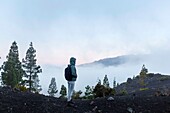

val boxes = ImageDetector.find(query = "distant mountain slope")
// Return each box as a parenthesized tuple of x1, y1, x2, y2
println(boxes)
(115, 73, 170, 96)
(79, 55, 142, 67)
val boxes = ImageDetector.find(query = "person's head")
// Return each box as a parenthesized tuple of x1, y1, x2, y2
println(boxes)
(70, 57, 76, 65)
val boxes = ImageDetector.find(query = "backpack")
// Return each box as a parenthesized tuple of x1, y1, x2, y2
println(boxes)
(64, 65, 72, 81)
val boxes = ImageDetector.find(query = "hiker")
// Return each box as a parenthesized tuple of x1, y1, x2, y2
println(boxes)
(65, 57, 77, 107)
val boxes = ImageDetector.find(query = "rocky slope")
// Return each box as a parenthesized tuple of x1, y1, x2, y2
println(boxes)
(115, 73, 170, 96)
(0, 86, 170, 113)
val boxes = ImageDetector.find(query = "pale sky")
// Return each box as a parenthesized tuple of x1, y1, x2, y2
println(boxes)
(0, 0, 170, 66)
(1, 0, 170, 95)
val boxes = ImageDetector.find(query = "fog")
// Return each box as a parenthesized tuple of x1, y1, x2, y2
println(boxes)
(39, 64, 141, 96)
(1, 51, 170, 96)
(39, 50, 170, 96)
(39, 52, 170, 96)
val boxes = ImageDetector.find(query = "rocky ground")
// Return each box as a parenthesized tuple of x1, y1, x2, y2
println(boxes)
(0, 87, 170, 113)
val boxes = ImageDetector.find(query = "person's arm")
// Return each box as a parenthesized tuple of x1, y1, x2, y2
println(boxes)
(71, 65, 77, 78)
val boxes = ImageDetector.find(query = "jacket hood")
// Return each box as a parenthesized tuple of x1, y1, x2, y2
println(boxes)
(70, 57, 76, 65)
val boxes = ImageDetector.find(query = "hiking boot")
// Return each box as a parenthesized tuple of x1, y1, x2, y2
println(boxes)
(67, 101, 77, 108)
(70, 99, 75, 104)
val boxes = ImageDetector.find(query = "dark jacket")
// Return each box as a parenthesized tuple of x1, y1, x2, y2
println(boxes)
(69, 57, 77, 81)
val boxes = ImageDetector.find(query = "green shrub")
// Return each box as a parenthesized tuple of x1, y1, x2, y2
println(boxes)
(93, 84, 116, 98)
(119, 89, 128, 95)
(140, 88, 149, 91)
(159, 76, 170, 81)
(15, 85, 28, 92)
(72, 90, 82, 99)
(83, 95, 95, 99)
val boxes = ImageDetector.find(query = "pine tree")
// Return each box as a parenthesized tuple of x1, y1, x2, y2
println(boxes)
(1, 41, 23, 88)
(33, 76, 42, 93)
(22, 42, 42, 92)
(48, 78, 58, 97)
(84, 85, 93, 99)
(113, 77, 116, 88)
(93, 83, 105, 97)
(59, 85, 67, 98)
(97, 78, 101, 85)
(103, 75, 109, 88)
(140, 64, 148, 77)
(139, 64, 148, 86)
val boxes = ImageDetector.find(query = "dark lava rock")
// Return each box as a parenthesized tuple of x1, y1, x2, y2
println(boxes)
(0, 87, 170, 113)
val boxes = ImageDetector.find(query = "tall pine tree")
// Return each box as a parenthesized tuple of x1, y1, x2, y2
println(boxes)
(1, 41, 23, 88)
(48, 77, 58, 97)
(22, 42, 42, 92)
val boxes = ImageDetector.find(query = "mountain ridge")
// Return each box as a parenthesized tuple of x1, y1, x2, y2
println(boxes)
(79, 54, 142, 67)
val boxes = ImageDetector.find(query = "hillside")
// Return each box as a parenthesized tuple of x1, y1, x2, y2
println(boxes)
(0, 81, 170, 113)
(0, 73, 170, 113)
(115, 73, 170, 96)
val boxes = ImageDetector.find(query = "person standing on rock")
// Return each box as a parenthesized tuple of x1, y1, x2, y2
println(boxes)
(64, 57, 77, 107)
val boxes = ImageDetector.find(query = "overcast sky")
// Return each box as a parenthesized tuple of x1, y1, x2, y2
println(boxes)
(1, 0, 170, 95)
(1, 0, 170, 65)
